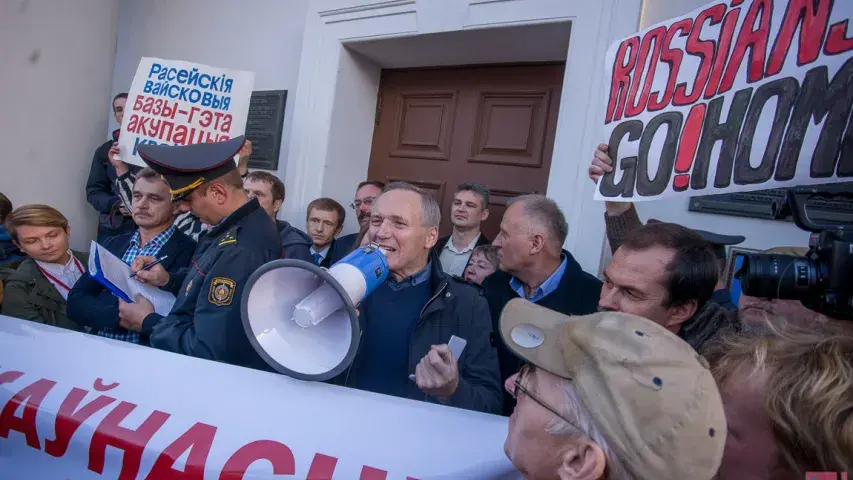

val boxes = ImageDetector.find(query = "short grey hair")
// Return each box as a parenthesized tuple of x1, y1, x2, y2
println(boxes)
(507, 194, 568, 252)
(549, 380, 634, 480)
(456, 182, 490, 209)
(380, 181, 441, 228)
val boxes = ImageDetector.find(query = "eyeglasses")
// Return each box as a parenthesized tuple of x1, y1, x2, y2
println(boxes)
(350, 197, 376, 210)
(511, 364, 579, 428)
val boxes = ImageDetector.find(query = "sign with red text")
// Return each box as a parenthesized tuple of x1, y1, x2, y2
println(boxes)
(0, 316, 519, 479)
(119, 57, 255, 167)
(595, 0, 853, 202)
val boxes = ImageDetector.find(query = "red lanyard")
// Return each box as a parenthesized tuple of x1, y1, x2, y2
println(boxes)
(37, 256, 84, 292)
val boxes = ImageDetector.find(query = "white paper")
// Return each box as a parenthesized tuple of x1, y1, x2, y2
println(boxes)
(89, 241, 176, 315)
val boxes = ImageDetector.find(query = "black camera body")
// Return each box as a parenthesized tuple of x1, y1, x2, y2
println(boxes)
(738, 184, 853, 321)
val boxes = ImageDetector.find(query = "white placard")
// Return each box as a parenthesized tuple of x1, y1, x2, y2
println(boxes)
(595, 0, 853, 201)
(118, 57, 254, 167)
(0, 316, 519, 479)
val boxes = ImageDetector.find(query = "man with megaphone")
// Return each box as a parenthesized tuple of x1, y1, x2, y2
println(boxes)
(337, 182, 503, 414)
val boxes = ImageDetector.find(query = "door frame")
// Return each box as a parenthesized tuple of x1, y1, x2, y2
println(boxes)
(283, 0, 642, 275)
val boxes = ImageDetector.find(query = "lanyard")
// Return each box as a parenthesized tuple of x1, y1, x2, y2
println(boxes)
(37, 256, 84, 292)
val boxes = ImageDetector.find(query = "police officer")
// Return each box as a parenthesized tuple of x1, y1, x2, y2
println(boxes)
(117, 135, 282, 370)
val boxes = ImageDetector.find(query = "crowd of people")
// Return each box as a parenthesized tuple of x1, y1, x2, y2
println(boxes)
(0, 92, 850, 479)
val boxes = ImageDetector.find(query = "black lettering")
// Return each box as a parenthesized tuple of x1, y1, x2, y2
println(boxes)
(692, 89, 752, 190)
(778, 58, 853, 180)
(600, 120, 643, 198)
(734, 77, 799, 186)
(637, 112, 683, 196)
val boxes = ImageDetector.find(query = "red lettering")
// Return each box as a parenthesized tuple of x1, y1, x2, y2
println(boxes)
(219, 440, 295, 479)
(147, 422, 217, 480)
(718, 0, 772, 94)
(0, 370, 25, 385)
(187, 107, 201, 123)
(0, 378, 56, 449)
(605, 37, 640, 124)
(360, 466, 388, 480)
(766, 0, 831, 76)
(94, 378, 119, 391)
(88, 402, 170, 480)
(673, 4, 726, 106)
(199, 110, 213, 128)
(44, 387, 116, 457)
(648, 19, 692, 112)
(674, 103, 707, 191)
(625, 26, 667, 118)
(141, 97, 155, 114)
(220, 114, 232, 133)
(825, 20, 853, 55)
(133, 95, 144, 111)
(704, 6, 742, 98)
(127, 114, 140, 133)
(306, 453, 338, 480)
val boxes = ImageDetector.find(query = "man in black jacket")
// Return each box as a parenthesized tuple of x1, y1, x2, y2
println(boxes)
(431, 182, 491, 277)
(68, 168, 195, 343)
(86, 92, 140, 242)
(340, 182, 502, 414)
(243, 171, 313, 263)
(482, 194, 602, 415)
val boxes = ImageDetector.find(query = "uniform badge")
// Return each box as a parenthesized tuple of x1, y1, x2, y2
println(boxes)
(209, 277, 236, 306)
(218, 231, 237, 246)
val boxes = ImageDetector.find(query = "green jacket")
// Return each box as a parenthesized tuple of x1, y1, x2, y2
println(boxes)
(0, 251, 88, 331)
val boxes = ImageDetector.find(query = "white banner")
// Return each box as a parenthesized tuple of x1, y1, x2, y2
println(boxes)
(119, 57, 255, 167)
(595, 0, 853, 201)
(0, 316, 518, 479)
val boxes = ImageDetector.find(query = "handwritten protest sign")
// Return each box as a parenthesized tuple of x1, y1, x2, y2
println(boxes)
(118, 58, 254, 167)
(595, 0, 853, 202)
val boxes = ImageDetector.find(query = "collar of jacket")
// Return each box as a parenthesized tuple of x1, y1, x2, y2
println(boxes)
(206, 198, 262, 238)
(7, 258, 66, 305)
(416, 251, 454, 324)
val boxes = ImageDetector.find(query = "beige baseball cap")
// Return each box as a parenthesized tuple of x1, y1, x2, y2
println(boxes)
(500, 299, 727, 480)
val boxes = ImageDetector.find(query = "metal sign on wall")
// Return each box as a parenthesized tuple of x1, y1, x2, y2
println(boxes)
(689, 183, 853, 225)
(246, 90, 287, 170)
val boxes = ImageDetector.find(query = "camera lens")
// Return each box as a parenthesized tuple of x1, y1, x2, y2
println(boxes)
(737, 254, 818, 300)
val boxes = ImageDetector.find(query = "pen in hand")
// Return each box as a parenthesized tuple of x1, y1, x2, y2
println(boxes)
(130, 256, 168, 279)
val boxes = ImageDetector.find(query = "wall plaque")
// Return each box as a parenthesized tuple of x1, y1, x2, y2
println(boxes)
(689, 183, 853, 225)
(245, 90, 287, 170)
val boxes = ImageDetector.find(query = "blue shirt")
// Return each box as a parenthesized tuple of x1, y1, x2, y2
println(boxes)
(352, 263, 432, 398)
(510, 255, 568, 303)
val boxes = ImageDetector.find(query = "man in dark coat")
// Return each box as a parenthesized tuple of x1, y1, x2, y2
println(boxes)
(117, 136, 282, 371)
(86, 93, 140, 241)
(337, 182, 502, 414)
(67, 168, 195, 344)
(243, 171, 313, 262)
(482, 194, 602, 415)
(430, 182, 492, 277)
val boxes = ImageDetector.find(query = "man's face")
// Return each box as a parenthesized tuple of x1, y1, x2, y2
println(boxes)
(354, 184, 382, 228)
(738, 295, 831, 327)
(716, 369, 780, 480)
(307, 208, 341, 250)
(14, 225, 71, 264)
(451, 190, 488, 230)
(177, 186, 218, 226)
(504, 367, 574, 479)
(244, 178, 281, 219)
(464, 251, 496, 285)
(367, 189, 437, 276)
(113, 97, 127, 125)
(492, 202, 532, 275)
(131, 177, 176, 229)
(599, 246, 690, 332)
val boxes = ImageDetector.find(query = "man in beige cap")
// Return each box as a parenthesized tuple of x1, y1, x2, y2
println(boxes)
(499, 298, 726, 480)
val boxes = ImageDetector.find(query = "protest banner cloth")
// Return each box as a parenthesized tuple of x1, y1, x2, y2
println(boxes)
(595, 0, 853, 202)
(0, 316, 519, 479)
(119, 58, 254, 167)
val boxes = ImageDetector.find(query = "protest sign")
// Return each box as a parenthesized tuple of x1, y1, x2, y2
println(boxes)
(118, 58, 254, 167)
(0, 316, 519, 479)
(595, 0, 853, 202)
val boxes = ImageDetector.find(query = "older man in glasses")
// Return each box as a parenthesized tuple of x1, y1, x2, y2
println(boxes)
(499, 299, 727, 480)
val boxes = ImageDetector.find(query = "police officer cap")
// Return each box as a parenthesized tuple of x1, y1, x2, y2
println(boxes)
(137, 135, 246, 199)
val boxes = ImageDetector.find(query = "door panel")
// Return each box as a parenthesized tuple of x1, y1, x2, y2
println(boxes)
(367, 64, 564, 240)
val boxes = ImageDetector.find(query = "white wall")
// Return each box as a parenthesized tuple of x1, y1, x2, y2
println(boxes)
(110, 0, 309, 189)
(629, 0, 810, 251)
(0, 0, 119, 251)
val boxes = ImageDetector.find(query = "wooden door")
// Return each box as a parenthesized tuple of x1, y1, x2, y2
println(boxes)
(367, 64, 564, 239)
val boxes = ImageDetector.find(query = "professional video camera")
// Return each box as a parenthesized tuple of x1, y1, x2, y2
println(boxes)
(736, 183, 853, 321)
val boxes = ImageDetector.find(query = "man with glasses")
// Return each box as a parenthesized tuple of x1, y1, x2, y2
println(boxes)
(328, 180, 385, 264)
(499, 298, 726, 480)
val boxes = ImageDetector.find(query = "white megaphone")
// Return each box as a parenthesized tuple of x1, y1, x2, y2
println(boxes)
(241, 244, 389, 381)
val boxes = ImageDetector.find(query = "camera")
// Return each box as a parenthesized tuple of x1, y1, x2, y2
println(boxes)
(737, 184, 853, 321)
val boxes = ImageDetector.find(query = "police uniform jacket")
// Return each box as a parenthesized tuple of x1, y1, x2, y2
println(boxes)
(140, 198, 282, 370)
